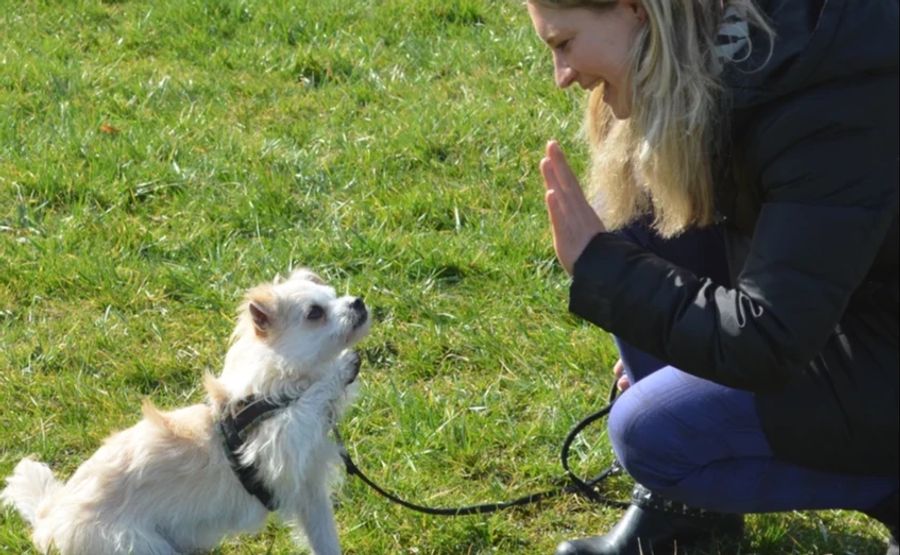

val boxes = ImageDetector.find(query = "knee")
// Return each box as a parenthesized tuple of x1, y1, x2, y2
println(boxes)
(608, 393, 682, 490)
(608, 396, 647, 480)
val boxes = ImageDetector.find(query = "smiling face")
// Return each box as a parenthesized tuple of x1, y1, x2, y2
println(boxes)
(527, 0, 646, 118)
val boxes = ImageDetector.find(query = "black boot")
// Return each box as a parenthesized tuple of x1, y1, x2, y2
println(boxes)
(863, 490, 898, 555)
(555, 485, 744, 555)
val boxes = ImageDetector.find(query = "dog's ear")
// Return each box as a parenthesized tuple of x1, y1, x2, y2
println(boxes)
(203, 372, 229, 414)
(249, 301, 272, 337)
(246, 286, 277, 338)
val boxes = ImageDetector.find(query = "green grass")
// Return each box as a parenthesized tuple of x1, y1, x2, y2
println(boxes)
(0, 1, 891, 553)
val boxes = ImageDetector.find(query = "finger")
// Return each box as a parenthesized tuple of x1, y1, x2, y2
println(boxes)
(546, 146, 592, 226)
(546, 141, 582, 193)
(539, 157, 559, 192)
(541, 155, 577, 220)
(542, 159, 575, 222)
(613, 359, 624, 378)
(545, 190, 574, 274)
(544, 177, 577, 238)
(544, 189, 565, 238)
(617, 375, 631, 392)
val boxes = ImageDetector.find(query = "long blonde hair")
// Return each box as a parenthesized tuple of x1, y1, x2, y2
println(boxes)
(531, 0, 772, 236)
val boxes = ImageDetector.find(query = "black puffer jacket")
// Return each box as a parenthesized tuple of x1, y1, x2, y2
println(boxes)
(569, 0, 898, 476)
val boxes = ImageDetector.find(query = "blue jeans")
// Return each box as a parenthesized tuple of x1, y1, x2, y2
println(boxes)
(608, 220, 899, 514)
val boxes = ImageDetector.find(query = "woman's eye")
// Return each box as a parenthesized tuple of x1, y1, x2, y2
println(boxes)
(307, 305, 325, 321)
(557, 39, 571, 51)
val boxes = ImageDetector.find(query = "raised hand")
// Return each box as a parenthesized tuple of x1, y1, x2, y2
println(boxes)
(539, 140, 606, 275)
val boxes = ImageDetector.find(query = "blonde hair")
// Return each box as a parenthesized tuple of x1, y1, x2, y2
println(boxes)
(531, 0, 772, 236)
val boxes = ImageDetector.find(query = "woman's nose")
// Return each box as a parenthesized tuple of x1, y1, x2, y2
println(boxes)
(553, 55, 576, 89)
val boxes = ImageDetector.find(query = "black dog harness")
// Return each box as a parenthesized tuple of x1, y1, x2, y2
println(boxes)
(217, 395, 295, 511)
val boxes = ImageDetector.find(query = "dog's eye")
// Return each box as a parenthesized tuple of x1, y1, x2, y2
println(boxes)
(306, 305, 325, 321)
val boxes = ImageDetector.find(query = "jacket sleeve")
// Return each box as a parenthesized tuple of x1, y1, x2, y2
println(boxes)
(568, 76, 898, 392)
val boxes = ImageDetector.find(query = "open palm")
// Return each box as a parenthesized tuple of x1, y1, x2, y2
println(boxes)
(539, 141, 606, 275)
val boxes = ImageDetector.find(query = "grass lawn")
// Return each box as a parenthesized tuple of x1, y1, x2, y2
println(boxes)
(0, 0, 890, 553)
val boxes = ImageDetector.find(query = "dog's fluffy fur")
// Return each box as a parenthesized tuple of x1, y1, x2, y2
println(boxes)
(1, 269, 371, 554)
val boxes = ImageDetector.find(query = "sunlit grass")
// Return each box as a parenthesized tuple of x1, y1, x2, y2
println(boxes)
(0, 1, 890, 553)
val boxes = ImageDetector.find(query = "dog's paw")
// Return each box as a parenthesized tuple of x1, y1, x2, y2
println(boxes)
(340, 350, 361, 385)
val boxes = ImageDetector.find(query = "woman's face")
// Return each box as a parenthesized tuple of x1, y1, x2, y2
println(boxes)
(527, 1, 646, 118)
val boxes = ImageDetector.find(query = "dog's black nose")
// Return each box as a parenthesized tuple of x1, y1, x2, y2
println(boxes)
(350, 297, 368, 328)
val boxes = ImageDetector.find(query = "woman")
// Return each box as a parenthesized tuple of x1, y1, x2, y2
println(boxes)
(526, 1, 899, 554)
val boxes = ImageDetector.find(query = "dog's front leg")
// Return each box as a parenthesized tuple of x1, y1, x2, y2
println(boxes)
(286, 481, 341, 555)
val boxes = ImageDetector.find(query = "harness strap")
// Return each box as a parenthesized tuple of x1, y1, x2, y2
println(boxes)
(218, 395, 292, 511)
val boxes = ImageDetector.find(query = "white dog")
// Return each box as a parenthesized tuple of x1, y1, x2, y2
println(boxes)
(2, 269, 370, 554)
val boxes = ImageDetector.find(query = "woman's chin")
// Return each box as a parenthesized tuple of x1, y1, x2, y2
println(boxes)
(604, 91, 632, 119)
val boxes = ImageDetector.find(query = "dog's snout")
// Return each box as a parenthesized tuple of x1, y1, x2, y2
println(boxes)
(349, 297, 368, 328)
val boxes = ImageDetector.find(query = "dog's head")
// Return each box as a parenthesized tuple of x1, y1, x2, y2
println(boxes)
(226, 269, 371, 386)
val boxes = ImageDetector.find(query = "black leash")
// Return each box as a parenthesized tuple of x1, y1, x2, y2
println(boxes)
(336, 380, 628, 515)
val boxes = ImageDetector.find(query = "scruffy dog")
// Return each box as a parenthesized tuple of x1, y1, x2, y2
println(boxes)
(2, 269, 370, 554)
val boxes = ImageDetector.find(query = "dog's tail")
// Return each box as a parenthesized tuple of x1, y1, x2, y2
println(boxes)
(1, 457, 62, 526)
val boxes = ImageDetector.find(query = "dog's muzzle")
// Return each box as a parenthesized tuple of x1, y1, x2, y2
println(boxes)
(350, 297, 368, 329)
